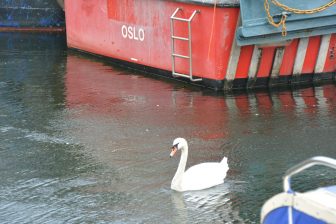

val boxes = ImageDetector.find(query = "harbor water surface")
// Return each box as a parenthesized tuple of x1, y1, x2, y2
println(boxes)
(0, 32, 336, 223)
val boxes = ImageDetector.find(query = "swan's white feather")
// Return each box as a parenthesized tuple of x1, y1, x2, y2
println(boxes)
(181, 160, 229, 191)
(170, 138, 229, 192)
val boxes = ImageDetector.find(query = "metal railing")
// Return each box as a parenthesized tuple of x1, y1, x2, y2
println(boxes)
(283, 156, 336, 192)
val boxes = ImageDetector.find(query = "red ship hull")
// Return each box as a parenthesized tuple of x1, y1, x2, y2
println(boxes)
(64, 0, 336, 90)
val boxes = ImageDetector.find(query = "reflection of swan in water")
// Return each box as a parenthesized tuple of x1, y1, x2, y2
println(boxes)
(171, 183, 244, 223)
(169, 138, 229, 192)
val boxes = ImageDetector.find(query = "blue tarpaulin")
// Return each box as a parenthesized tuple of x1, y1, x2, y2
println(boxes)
(263, 207, 327, 224)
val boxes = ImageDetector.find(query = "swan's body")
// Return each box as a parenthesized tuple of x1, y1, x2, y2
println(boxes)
(170, 138, 229, 192)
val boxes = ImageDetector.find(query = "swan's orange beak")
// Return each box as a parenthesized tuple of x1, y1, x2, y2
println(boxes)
(170, 146, 177, 158)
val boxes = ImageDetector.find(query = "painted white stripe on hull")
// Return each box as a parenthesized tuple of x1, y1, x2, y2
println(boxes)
(293, 38, 309, 75)
(271, 47, 285, 78)
(225, 14, 241, 81)
(314, 34, 331, 74)
(226, 37, 241, 81)
(248, 46, 262, 79)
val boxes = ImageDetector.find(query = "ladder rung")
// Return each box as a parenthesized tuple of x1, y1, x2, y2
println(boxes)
(172, 53, 190, 59)
(173, 72, 202, 82)
(171, 16, 190, 22)
(172, 36, 189, 41)
(173, 72, 190, 79)
(170, 9, 201, 82)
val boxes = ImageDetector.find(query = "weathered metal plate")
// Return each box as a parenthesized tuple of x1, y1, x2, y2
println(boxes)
(237, 0, 336, 46)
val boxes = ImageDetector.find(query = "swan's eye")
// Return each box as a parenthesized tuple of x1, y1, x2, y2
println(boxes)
(173, 143, 179, 149)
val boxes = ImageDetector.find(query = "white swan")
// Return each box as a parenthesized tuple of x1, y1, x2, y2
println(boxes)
(170, 138, 229, 192)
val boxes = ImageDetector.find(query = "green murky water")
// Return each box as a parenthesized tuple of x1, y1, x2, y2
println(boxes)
(0, 32, 335, 223)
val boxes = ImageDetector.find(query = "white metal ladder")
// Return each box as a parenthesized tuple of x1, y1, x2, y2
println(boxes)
(170, 8, 201, 82)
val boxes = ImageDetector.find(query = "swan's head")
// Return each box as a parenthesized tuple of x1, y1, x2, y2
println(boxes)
(170, 138, 187, 157)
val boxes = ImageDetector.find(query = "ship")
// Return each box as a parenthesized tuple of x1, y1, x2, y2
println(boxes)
(64, 0, 336, 90)
(0, 0, 65, 31)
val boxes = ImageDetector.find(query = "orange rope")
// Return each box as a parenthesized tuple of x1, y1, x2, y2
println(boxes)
(208, 0, 217, 59)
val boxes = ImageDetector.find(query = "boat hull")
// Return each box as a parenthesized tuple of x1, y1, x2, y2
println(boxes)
(64, 0, 336, 90)
(0, 0, 65, 31)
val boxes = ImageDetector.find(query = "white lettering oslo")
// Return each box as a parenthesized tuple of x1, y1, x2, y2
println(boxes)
(121, 25, 145, 41)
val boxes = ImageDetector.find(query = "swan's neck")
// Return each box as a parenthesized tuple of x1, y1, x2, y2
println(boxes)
(171, 145, 188, 191)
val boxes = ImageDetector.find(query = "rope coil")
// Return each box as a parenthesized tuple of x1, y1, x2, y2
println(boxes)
(264, 0, 336, 36)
